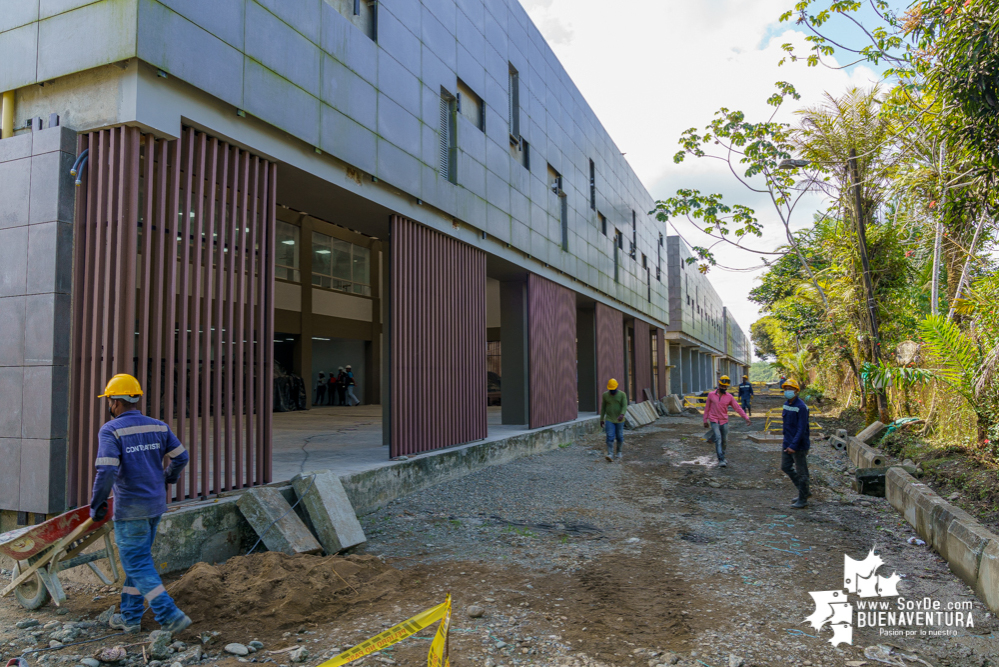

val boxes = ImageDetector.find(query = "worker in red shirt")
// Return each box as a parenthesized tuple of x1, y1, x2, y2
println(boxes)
(703, 375, 751, 468)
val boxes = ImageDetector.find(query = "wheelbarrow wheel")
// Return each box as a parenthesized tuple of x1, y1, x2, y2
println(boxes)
(11, 561, 51, 610)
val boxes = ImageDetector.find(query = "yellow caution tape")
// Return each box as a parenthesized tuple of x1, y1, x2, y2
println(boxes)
(427, 595, 452, 667)
(317, 596, 451, 667)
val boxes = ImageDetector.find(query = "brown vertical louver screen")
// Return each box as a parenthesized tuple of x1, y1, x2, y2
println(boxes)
(69, 126, 276, 507)
(527, 274, 577, 429)
(595, 302, 625, 403)
(389, 215, 486, 457)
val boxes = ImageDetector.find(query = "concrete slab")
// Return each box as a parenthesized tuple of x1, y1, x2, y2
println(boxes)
(847, 436, 885, 468)
(236, 487, 322, 556)
(292, 470, 366, 554)
(976, 540, 999, 613)
(856, 420, 885, 444)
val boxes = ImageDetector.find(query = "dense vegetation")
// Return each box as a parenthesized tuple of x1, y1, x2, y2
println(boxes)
(653, 1, 999, 463)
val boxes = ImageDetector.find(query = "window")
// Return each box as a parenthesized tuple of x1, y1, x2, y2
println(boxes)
(630, 210, 637, 259)
(457, 79, 484, 131)
(439, 88, 456, 183)
(312, 231, 372, 296)
(589, 159, 595, 210)
(520, 139, 530, 169)
(508, 64, 520, 140)
(329, 0, 376, 41)
(657, 233, 663, 281)
(651, 332, 659, 398)
(614, 229, 623, 283)
(548, 164, 567, 250)
(275, 221, 300, 282)
(599, 212, 607, 236)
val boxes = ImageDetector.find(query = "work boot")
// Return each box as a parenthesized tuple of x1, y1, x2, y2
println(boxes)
(108, 614, 141, 634)
(718, 460, 727, 468)
(161, 614, 192, 634)
(605, 454, 613, 462)
(614, 453, 623, 461)
(791, 498, 808, 509)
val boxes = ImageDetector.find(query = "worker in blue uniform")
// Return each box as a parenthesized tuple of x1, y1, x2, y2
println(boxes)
(737, 374, 754, 416)
(89, 374, 192, 634)
(781, 378, 811, 509)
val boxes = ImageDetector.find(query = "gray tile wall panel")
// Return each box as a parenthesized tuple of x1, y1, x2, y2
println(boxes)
(0, 296, 26, 367)
(320, 5, 377, 84)
(36, 0, 138, 83)
(378, 51, 421, 112)
(0, 0, 39, 33)
(0, 134, 32, 163)
(39, 0, 101, 19)
(24, 292, 72, 366)
(320, 104, 377, 174)
(254, 0, 320, 46)
(377, 94, 421, 158)
(245, 0, 320, 96)
(0, 24, 38, 93)
(377, 8, 421, 77)
(19, 438, 67, 513)
(0, 226, 29, 297)
(0, 367, 24, 437)
(243, 59, 320, 146)
(155, 0, 244, 49)
(0, 159, 31, 229)
(0, 438, 20, 508)
(322, 55, 377, 130)
(138, 0, 244, 108)
(422, 8, 456, 68)
(28, 150, 76, 225)
(26, 221, 74, 295)
(376, 139, 421, 198)
(22, 365, 69, 439)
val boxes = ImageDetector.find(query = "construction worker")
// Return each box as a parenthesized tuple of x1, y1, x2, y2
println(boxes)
(737, 374, 754, 416)
(703, 375, 751, 467)
(599, 379, 628, 462)
(89, 374, 192, 634)
(781, 378, 811, 509)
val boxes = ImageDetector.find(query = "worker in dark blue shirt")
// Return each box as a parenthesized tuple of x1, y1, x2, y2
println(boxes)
(737, 375, 754, 416)
(90, 374, 191, 634)
(781, 378, 811, 509)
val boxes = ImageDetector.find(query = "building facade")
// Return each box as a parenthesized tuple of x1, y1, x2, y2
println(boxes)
(0, 0, 747, 518)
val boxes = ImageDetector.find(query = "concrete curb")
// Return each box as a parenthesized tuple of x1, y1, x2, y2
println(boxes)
(846, 436, 886, 468)
(885, 467, 999, 613)
(152, 415, 602, 574)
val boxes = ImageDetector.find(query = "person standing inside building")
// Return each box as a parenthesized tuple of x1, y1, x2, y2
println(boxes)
(336, 366, 348, 406)
(89, 374, 192, 634)
(328, 371, 339, 406)
(737, 374, 754, 416)
(781, 379, 811, 508)
(345, 364, 361, 406)
(314, 372, 327, 406)
(703, 375, 751, 468)
(599, 379, 628, 462)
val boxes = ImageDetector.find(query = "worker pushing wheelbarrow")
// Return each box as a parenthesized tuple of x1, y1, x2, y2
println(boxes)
(0, 500, 118, 610)
(3, 374, 193, 634)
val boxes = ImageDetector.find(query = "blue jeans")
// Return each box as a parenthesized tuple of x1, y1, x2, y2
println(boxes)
(740, 395, 751, 414)
(604, 420, 624, 455)
(707, 421, 729, 462)
(115, 517, 185, 627)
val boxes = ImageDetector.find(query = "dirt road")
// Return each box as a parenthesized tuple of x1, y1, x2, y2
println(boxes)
(2, 394, 996, 667)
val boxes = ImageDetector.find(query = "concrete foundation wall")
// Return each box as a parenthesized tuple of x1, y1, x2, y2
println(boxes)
(0, 124, 77, 514)
(150, 415, 601, 574)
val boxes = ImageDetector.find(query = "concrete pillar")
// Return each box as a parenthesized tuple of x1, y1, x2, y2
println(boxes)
(669, 344, 682, 395)
(0, 124, 76, 514)
(500, 280, 529, 425)
(381, 243, 391, 445)
(681, 348, 691, 394)
(294, 215, 313, 408)
(576, 306, 596, 412)
(365, 241, 381, 404)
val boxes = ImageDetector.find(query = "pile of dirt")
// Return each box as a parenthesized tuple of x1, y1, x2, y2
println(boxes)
(170, 552, 406, 634)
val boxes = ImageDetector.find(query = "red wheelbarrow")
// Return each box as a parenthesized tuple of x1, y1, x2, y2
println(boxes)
(0, 500, 119, 610)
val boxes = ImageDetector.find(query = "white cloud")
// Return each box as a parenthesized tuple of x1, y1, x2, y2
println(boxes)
(518, 0, 880, 355)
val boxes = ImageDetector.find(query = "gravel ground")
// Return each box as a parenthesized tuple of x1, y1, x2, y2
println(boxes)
(2, 394, 996, 667)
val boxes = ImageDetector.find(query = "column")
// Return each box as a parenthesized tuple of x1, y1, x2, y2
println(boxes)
(0, 124, 76, 514)
(576, 306, 596, 412)
(500, 279, 529, 425)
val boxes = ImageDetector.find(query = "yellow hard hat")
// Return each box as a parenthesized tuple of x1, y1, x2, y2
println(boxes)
(98, 374, 143, 400)
(607, 378, 619, 391)
(782, 378, 800, 391)
(719, 375, 730, 386)
(742, 375, 748, 380)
